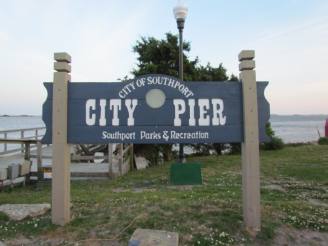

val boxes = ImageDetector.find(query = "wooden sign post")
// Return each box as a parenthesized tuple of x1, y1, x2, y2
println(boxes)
(45, 51, 269, 233)
(239, 50, 261, 233)
(52, 52, 71, 225)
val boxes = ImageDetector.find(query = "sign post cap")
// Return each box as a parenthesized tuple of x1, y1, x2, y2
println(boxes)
(239, 60, 256, 71)
(54, 62, 71, 73)
(239, 50, 255, 61)
(54, 52, 71, 63)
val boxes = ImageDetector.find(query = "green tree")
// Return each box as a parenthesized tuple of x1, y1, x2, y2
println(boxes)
(193, 63, 228, 81)
(130, 33, 231, 162)
(229, 74, 239, 81)
(132, 33, 228, 82)
(132, 33, 198, 80)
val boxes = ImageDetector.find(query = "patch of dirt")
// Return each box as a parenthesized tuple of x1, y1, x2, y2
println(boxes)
(112, 187, 156, 193)
(196, 224, 213, 235)
(167, 185, 195, 190)
(200, 205, 222, 214)
(221, 171, 241, 176)
(0, 204, 50, 221)
(5, 235, 34, 246)
(162, 210, 174, 217)
(5, 234, 123, 246)
(5, 229, 71, 246)
(180, 233, 193, 244)
(308, 199, 328, 208)
(132, 188, 156, 193)
(263, 184, 286, 193)
(112, 187, 128, 193)
(273, 225, 328, 246)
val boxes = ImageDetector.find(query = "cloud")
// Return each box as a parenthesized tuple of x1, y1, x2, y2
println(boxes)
(0, 0, 327, 115)
(0, 31, 10, 44)
(72, 8, 151, 82)
(250, 16, 328, 114)
(0, 0, 157, 114)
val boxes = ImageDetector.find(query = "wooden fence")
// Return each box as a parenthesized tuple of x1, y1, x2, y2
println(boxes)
(0, 127, 134, 177)
(0, 127, 45, 155)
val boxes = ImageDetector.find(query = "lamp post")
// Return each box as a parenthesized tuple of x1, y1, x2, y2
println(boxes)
(173, 1, 188, 163)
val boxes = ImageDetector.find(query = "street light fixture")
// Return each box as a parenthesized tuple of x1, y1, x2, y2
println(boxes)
(173, 0, 188, 163)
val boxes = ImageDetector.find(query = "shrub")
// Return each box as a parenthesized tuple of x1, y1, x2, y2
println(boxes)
(318, 137, 328, 145)
(262, 136, 284, 150)
(261, 123, 284, 150)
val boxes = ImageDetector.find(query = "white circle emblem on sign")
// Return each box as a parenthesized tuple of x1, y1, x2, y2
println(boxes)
(145, 89, 166, 108)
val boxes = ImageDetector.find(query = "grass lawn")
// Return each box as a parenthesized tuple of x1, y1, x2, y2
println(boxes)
(0, 144, 327, 245)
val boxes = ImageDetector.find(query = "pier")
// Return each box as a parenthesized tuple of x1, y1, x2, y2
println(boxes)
(0, 127, 134, 179)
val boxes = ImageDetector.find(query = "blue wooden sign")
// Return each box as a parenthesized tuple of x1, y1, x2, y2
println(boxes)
(42, 74, 270, 144)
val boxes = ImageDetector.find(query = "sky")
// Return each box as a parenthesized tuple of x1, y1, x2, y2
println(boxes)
(0, 0, 327, 115)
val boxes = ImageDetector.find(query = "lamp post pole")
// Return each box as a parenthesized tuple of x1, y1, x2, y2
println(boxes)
(174, 1, 188, 163)
(178, 20, 184, 83)
(178, 19, 184, 163)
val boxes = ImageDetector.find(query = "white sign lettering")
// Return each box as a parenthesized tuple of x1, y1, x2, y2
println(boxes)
(85, 98, 226, 127)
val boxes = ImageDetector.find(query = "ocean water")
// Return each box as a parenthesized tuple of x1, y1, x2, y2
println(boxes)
(270, 115, 326, 143)
(0, 116, 46, 152)
(0, 116, 45, 131)
(0, 115, 327, 146)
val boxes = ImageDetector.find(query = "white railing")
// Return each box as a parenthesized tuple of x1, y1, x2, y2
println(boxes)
(0, 128, 134, 178)
(0, 127, 45, 155)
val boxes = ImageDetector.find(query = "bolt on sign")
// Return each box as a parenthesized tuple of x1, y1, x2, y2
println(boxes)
(42, 74, 269, 144)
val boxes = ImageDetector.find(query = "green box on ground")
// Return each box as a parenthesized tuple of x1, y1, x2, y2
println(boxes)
(170, 163, 202, 185)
